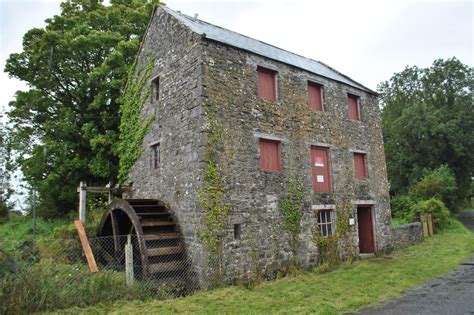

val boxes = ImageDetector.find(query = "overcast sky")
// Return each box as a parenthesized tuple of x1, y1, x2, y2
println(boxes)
(0, 0, 472, 208)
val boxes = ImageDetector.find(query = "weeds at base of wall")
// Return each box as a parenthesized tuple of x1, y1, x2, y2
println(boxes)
(313, 199, 356, 267)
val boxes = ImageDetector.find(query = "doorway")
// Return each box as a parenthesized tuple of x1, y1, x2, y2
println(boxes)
(357, 206, 375, 253)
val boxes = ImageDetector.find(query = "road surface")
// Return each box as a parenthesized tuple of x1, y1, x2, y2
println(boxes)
(356, 210, 474, 315)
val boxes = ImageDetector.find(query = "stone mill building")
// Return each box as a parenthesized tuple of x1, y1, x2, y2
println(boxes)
(100, 5, 393, 286)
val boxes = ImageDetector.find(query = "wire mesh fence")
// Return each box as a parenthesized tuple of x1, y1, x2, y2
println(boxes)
(85, 235, 202, 298)
(1, 233, 232, 313)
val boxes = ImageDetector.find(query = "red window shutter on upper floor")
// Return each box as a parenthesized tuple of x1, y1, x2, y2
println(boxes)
(354, 153, 367, 178)
(257, 67, 277, 101)
(348, 94, 360, 120)
(308, 82, 323, 111)
(259, 139, 280, 172)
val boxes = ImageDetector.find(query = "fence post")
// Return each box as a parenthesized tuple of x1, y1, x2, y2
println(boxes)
(427, 212, 434, 236)
(79, 181, 87, 222)
(107, 181, 113, 203)
(125, 234, 134, 286)
(420, 214, 429, 237)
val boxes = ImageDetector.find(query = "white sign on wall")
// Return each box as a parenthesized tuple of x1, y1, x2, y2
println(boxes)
(316, 175, 324, 183)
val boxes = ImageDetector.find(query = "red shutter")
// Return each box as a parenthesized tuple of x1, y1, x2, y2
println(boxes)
(311, 147, 331, 192)
(354, 153, 367, 178)
(260, 139, 280, 172)
(258, 67, 276, 101)
(308, 82, 323, 111)
(348, 94, 360, 120)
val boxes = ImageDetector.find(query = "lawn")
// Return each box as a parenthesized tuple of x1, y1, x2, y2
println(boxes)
(54, 219, 474, 315)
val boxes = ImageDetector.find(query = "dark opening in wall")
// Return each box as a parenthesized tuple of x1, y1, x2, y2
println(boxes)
(234, 224, 241, 240)
(152, 76, 160, 102)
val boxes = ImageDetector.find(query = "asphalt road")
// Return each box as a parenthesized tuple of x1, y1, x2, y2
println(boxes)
(356, 210, 474, 315)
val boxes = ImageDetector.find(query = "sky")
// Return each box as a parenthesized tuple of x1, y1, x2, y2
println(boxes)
(0, 0, 473, 209)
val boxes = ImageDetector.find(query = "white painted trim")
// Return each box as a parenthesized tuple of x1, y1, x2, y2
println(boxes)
(352, 200, 376, 205)
(253, 132, 286, 143)
(312, 204, 336, 210)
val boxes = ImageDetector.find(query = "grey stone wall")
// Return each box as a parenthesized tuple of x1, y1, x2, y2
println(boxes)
(128, 7, 393, 284)
(127, 8, 207, 283)
(391, 222, 424, 249)
(201, 39, 392, 278)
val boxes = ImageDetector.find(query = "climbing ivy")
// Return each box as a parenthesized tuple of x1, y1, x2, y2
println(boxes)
(197, 105, 229, 286)
(278, 175, 303, 256)
(118, 60, 155, 183)
(314, 199, 355, 266)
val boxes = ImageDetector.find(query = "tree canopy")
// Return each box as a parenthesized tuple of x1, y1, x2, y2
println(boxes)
(5, 0, 158, 218)
(378, 58, 473, 207)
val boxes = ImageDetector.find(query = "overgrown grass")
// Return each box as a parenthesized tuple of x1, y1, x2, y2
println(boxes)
(0, 215, 63, 252)
(0, 203, 151, 314)
(1, 259, 153, 314)
(391, 217, 410, 226)
(54, 219, 474, 314)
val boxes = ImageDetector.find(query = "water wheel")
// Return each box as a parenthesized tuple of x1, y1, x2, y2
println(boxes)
(97, 199, 186, 278)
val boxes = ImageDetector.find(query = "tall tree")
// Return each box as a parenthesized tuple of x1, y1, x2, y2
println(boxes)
(0, 117, 12, 218)
(378, 58, 473, 207)
(5, 0, 158, 218)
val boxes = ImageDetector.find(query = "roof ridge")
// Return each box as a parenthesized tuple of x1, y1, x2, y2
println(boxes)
(160, 5, 375, 94)
(171, 8, 328, 67)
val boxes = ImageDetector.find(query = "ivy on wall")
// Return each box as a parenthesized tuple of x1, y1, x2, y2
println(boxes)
(278, 175, 303, 256)
(314, 199, 355, 266)
(197, 105, 229, 286)
(118, 59, 155, 183)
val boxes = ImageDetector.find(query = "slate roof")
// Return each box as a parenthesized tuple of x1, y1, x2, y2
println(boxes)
(161, 6, 375, 94)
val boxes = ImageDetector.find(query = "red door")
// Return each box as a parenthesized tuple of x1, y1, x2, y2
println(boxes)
(357, 206, 375, 253)
(311, 147, 331, 192)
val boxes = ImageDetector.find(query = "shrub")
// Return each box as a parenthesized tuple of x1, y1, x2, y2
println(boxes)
(409, 198, 451, 229)
(390, 195, 415, 220)
(410, 165, 457, 210)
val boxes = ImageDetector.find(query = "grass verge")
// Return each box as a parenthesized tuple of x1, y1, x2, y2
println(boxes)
(53, 219, 474, 315)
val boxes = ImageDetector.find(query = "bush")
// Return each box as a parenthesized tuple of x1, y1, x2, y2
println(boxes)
(410, 165, 457, 210)
(390, 195, 415, 220)
(1, 259, 152, 314)
(409, 198, 451, 229)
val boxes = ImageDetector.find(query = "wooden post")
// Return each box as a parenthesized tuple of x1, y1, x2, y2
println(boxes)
(427, 213, 434, 236)
(420, 214, 429, 237)
(74, 220, 99, 273)
(125, 234, 134, 286)
(107, 181, 113, 203)
(79, 181, 87, 222)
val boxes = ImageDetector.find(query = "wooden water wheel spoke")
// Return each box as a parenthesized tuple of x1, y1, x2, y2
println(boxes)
(97, 199, 186, 278)
(110, 211, 120, 253)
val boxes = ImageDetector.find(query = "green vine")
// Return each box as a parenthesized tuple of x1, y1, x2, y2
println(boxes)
(313, 199, 355, 266)
(118, 59, 155, 183)
(198, 105, 229, 287)
(278, 175, 303, 256)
